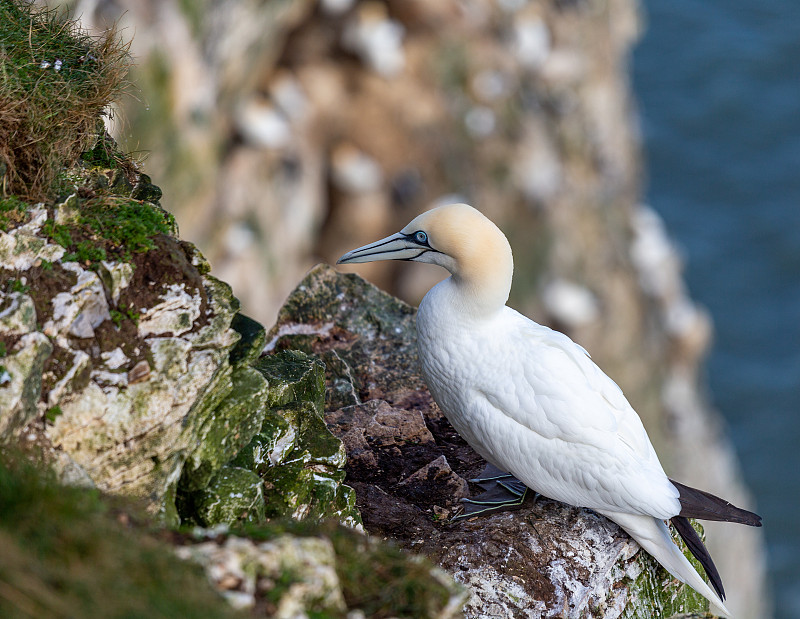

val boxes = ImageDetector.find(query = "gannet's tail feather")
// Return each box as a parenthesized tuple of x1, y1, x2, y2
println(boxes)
(670, 479, 762, 526)
(601, 511, 732, 618)
(671, 515, 724, 600)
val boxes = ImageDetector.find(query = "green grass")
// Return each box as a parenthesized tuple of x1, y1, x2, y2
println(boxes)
(0, 0, 130, 200)
(0, 454, 241, 619)
(109, 304, 139, 327)
(0, 195, 29, 231)
(7, 278, 29, 294)
(44, 405, 61, 423)
(63, 239, 107, 265)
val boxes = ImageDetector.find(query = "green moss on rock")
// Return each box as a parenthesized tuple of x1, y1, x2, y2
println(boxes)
(228, 312, 267, 367)
(261, 458, 358, 525)
(254, 349, 326, 413)
(44, 192, 175, 266)
(288, 400, 346, 468)
(188, 466, 266, 527)
(180, 366, 269, 492)
(230, 408, 297, 476)
(621, 520, 714, 618)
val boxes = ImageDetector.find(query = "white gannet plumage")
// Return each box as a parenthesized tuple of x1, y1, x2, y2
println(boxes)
(337, 203, 761, 618)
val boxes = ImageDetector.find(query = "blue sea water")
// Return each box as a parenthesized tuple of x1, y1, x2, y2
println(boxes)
(632, 1, 800, 617)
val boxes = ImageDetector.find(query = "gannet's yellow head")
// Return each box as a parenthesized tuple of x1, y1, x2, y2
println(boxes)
(337, 203, 514, 313)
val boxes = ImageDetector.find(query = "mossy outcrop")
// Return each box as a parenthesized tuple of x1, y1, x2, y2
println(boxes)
(0, 10, 359, 528)
(0, 454, 465, 618)
(0, 172, 360, 530)
(0, 456, 241, 619)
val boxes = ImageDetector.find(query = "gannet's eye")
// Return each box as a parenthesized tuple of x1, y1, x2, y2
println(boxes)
(414, 231, 428, 244)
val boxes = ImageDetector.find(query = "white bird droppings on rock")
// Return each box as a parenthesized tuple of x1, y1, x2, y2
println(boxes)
(342, 3, 405, 78)
(45, 265, 110, 339)
(542, 278, 600, 328)
(138, 283, 202, 337)
(236, 98, 291, 149)
(471, 70, 512, 103)
(97, 261, 134, 305)
(630, 205, 682, 299)
(101, 347, 130, 370)
(223, 222, 257, 257)
(320, 0, 355, 16)
(0, 206, 65, 270)
(47, 350, 91, 406)
(271, 72, 309, 122)
(176, 535, 347, 617)
(465, 106, 497, 138)
(0, 292, 37, 335)
(331, 143, 383, 194)
(513, 16, 551, 70)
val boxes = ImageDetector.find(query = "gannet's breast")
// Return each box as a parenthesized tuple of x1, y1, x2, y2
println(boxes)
(416, 278, 680, 519)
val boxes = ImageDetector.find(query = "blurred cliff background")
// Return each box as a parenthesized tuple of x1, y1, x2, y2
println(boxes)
(45, 0, 795, 616)
(633, 1, 799, 618)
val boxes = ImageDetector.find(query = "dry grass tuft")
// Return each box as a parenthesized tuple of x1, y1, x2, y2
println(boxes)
(0, 0, 130, 200)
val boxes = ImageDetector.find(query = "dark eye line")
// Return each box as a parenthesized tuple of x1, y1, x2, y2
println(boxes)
(405, 231, 430, 247)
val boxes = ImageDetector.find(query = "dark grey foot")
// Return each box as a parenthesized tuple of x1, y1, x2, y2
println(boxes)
(451, 463, 531, 522)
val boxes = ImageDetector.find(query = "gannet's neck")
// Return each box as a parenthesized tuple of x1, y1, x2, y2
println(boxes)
(386, 203, 515, 318)
(447, 231, 513, 318)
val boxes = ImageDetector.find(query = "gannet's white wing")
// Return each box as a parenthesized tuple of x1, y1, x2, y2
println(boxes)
(472, 308, 680, 519)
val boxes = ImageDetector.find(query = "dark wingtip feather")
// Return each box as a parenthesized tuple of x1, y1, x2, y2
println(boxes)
(671, 516, 725, 601)
(670, 479, 762, 526)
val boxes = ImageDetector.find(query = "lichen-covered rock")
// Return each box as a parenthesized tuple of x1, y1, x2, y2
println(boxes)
(176, 521, 468, 619)
(173, 342, 358, 528)
(1, 148, 361, 533)
(41, 257, 242, 518)
(254, 349, 326, 412)
(261, 458, 358, 527)
(0, 176, 249, 521)
(0, 291, 36, 334)
(0, 331, 52, 437)
(0, 205, 66, 270)
(268, 263, 716, 618)
(176, 534, 346, 615)
(230, 408, 296, 474)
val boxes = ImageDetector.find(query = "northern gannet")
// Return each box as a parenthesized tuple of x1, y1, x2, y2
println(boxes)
(338, 203, 761, 617)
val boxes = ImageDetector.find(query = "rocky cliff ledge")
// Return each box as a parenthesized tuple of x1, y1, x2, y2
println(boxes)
(267, 263, 718, 618)
(69, 2, 766, 612)
(0, 141, 464, 616)
(1, 0, 765, 616)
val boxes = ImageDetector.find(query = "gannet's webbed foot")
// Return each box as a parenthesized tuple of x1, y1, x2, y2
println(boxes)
(451, 464, 530, 522)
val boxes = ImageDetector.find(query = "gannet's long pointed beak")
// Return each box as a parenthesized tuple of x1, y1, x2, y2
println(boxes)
(337, 233, 425, 264)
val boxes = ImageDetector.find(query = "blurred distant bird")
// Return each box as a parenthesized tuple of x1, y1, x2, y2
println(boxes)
(338, 203, 761, 617)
